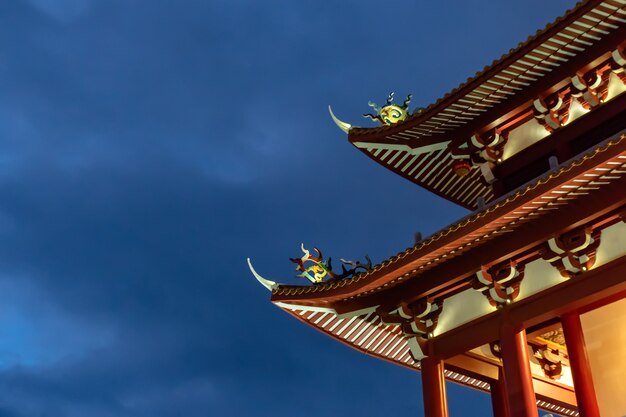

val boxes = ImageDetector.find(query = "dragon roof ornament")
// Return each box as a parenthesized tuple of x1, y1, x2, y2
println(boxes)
(329, 92, 417, 134)
(248, 244, 372, 291)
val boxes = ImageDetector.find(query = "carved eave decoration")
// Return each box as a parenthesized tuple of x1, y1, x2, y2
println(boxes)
(540, 226, 602, 278)
(530, 344, 566, 380)
(377, 299, 443, 338)
(487, 338, 567, 381)
(473, 261, 525, 307)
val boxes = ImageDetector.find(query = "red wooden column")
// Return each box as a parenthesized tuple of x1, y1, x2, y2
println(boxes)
(491, 367, 511, 417)
(421, 357, 449, 417)
(561, 312, 601, 417)
(499, 319, 538, 417)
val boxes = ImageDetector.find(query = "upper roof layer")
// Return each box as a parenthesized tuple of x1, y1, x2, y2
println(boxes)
(346, 0, 626, 209)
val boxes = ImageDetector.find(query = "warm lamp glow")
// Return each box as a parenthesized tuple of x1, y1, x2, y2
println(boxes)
(563, 99, 590, 126)
(605, 71, 626, 101)
(502, 118, 550, 160)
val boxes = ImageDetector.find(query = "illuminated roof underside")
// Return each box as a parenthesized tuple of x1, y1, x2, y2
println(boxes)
(283, 305, 580, 416)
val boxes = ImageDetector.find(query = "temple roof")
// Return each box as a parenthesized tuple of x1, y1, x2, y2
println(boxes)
(251, 3, 626, 411)
(345, 0, 625, 209)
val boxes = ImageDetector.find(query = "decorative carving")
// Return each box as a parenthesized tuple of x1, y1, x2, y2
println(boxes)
(488, 341, 502, 359)
(470, 130, 509, 163)
(571, 69, 610, 109)
(451, 159, 472, 177)
(377, 298, 443, 339)
(540, 227, 601, 279)
(533, 90, 572, 132)
(289, 244, 372, 284)
(449, 130, 507, 181)
(531, 344, 563, 380)
(363, 92, 412, 125)
(472, 261, 525, 306)
(538, 329, 566, 347)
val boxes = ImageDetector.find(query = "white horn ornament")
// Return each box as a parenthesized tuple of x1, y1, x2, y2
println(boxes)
(328, 105, 352, 133)
(247, 258, 279, 291)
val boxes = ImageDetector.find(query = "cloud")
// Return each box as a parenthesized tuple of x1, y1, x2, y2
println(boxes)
(25, 0, 97, 23)
(0, 275, 115, 368)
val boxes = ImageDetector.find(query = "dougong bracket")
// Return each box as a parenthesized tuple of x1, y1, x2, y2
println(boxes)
(531, 344, 564, 380)
(540, 226, 601, 279)
(472, 261, 526, 307)
(533, 90, 572, 133)
(377, 298, 443, 339)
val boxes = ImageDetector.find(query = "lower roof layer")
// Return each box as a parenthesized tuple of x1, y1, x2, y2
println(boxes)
(272, 131, 626, 305)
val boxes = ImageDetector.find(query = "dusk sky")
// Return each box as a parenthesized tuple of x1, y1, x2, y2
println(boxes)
(0, 1, 579, 416)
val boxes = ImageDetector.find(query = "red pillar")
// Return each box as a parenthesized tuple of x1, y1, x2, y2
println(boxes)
(499, 320, 538, 417)
(491, 367, 511, 417)
(421, 357, 449, 417)
(561, 312, 601, 417)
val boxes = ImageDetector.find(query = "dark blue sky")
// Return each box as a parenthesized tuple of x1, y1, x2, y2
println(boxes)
(0, 1, 578, 416)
